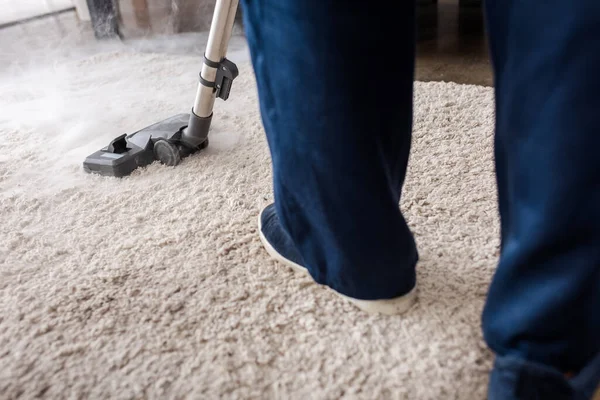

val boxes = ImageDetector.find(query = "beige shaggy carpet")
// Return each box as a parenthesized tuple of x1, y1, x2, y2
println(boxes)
(0, 46, 499, 399)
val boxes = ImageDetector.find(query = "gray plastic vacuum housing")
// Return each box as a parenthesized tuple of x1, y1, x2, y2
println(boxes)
(82, 113, 205, 177)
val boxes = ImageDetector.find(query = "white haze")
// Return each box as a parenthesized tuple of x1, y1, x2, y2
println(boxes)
(0, 12, 250, 196)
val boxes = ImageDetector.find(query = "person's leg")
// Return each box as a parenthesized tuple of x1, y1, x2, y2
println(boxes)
(240, 0, 418, 312)
(482, 1, 600, 398)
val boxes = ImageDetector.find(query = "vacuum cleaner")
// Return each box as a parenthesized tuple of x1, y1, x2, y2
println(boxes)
(83, 0, 239, 177)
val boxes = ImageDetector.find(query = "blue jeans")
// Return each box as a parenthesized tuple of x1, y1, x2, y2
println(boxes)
(240, 0, 600, 398)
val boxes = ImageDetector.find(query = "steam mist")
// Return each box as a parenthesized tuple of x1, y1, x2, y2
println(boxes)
(0, 10, 250, 196)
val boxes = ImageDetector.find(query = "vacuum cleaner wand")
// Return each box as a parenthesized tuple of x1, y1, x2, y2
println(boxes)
(83, 0, 240, 177)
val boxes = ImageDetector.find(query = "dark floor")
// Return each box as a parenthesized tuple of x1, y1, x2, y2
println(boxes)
(0, 0, 492, 86)
(416, 0, 492, 86)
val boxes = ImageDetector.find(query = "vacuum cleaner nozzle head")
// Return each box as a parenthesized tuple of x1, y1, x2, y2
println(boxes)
(82, 113, 208, 178)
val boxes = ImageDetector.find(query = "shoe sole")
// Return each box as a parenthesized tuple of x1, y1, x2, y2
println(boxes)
(258, 212, 417, 315)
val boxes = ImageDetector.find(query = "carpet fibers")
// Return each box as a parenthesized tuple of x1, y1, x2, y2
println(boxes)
(0, 49, 499, 399)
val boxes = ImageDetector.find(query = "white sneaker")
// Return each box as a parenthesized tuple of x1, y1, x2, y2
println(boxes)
(258, 204, 417, 315)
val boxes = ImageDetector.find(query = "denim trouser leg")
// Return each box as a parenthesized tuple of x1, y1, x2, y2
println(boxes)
(240, 0, 418, 300)
(483, 0, 600, 398)
(240, 0, 600, 397)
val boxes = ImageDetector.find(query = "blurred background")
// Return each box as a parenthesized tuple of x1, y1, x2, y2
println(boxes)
(0, 0, 492, 85)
